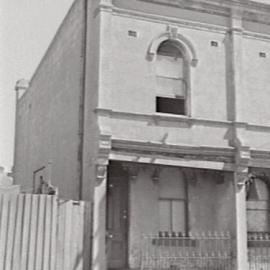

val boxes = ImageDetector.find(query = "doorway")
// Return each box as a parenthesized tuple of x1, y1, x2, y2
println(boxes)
(106, 163, 129, 269)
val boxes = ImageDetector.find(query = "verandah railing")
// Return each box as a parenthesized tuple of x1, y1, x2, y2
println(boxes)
(248, 232, 270, 270)
(141, 231, 232, 270)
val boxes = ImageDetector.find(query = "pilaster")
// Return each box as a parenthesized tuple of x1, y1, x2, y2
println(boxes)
(92, 131, 111, 270)
(233, 145, 250, 270)
(226, 8, 243, 123)
(233, 168, 249, 270)
(228, 9, 249, 268)
(97, 0, 113, 109)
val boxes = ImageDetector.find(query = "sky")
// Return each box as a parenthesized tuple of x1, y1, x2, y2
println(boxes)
(0, 0, 74, 171)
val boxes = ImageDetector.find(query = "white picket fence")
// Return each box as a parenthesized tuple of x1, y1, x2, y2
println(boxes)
(0, 193, 92, 270)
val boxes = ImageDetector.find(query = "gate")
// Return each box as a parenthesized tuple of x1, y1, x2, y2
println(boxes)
(141, 231, 232, 270)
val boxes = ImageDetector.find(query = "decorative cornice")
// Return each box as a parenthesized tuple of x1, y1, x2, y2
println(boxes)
(243, 31, 270, 41)
(251, 150, 270, 160)
(137, 0, 230, 17)
(112, 6, 228, 34)
(112, 3, 270, 37)
(138, 0, 270, 15)
(112, 139, 235, 164)
(96, 108, 270, 131)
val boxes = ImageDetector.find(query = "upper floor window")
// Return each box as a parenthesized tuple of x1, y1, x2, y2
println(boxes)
(155, 40, 188, 116)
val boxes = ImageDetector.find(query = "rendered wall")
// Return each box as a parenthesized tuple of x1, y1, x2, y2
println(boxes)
(97, 9, 232, 149)
(97, 3, 270, 153)
(15, 0, 85, 199)
(128, 166, 235, 268)
(107, 15, 228, 120)
(242, 37, 270, 126)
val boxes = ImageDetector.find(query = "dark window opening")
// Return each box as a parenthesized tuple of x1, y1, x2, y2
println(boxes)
(156, 96, 185, 115)
(157, 40, 183, 58)
(128, 30, 137, 37)
(211, 41, 218, 47)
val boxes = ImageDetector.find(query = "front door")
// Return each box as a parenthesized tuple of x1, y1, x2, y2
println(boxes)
(106, 165, 129, 269)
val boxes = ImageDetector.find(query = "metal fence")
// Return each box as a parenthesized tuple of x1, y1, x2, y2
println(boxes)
(248, 232, 270, 270)
(141, 231, 232, 270)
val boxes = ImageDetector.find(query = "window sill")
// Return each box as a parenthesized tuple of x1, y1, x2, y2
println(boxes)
(154, 112, 191, 123)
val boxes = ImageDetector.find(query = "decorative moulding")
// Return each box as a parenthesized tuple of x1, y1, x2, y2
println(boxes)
(99, 0, 113, 8)
(122, 163, 141, 182)
(183, 168, 198, 185)
(95, 164, 107, 187)
(151, 167, 161, 184)
(95, 130, 112, 186)
(96, 107, 270, 131)
(112, 139, 234, 163)
(214, 171, 225, 185)
(113, 7, 227, 34)
(235, 145, 251, 167)
(147, 26, 198, 67)
(113, 5, 270, 41)
(137, 0, 270, 16)
(235, 169, 249, 188)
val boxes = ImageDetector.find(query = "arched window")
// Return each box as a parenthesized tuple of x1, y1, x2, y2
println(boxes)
(155, 40, 188, 116)
(247, 178, 269, 232)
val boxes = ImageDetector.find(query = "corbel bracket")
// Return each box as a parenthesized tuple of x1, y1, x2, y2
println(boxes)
(152, 167, 161, 185)
(95, 131, 111, 187)
(183, 168, 197, 186)
(235, 170, 249, 188)
(122, 163, 140, 182)
(95, 164, 108, 187)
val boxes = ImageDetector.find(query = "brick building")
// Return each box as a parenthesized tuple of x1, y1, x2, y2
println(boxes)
(14, 0, 270, 269)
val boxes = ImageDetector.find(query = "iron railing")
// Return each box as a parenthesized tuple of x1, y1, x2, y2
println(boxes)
(141, 231, 232, 270)
(248, 232, 270, 270)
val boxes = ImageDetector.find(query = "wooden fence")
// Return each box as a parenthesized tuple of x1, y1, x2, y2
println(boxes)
(0, 194, 92, 270)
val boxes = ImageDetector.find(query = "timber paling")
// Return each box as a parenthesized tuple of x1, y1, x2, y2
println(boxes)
(0, 193, 92, 270)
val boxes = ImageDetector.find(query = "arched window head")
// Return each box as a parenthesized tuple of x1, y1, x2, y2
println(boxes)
(155, 40, 189, 116)
(247, 178, 269, 201)
(157, 40, 183, 58)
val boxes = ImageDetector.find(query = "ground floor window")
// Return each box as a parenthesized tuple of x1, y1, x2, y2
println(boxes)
(159, 199, 186, 232)
(158, 169, 187, 233)
(247, 177, 269, 232)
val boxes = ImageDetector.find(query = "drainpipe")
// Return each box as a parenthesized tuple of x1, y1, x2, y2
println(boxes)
(77, 0, 88, 201)
(13, 79, 29, 183)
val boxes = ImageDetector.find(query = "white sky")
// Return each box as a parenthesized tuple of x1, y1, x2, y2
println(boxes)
(0, 0, 74, 171)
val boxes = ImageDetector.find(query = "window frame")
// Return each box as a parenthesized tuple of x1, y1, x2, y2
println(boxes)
(246, 177, 270, 233)
(158, 174, 188, 234)
(155, 39, 191, 117)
